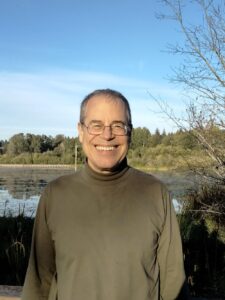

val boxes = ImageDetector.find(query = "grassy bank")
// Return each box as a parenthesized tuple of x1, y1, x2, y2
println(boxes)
(128, 146, 212, 171)
(0, 164, 76, 169)
(0, 146, 213, 172)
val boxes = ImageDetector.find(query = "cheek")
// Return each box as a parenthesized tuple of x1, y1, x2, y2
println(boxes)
(82, 135, 96, 149)
(122, 137, 130, 148)
(87, 135, 96, 144)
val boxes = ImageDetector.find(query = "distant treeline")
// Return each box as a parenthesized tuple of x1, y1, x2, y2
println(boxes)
(0, 127, 224, 169)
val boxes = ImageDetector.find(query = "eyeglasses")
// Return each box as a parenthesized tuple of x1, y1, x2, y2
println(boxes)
(81, 121, 131, 136)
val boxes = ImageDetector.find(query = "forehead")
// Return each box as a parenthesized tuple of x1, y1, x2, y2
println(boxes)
(84, 95, 127, 121)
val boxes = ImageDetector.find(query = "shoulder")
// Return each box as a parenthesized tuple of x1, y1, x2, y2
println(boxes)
(48, 169, 83, 189)
(127, 167, 170, 208)
(40, 170, 83, 202)
(126, 167, 172, 227)
(128, 167, 166, 189)
(38, 170, 84, 213)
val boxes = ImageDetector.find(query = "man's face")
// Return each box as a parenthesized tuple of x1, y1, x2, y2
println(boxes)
(78, 95, 130, 174)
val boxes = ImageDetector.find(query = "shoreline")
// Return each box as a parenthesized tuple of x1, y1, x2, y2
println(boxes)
(0, 164, 76, 169)
(0, 286, 22, 299)
(0, 163, 186, 172)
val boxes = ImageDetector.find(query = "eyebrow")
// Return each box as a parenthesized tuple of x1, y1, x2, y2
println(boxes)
(89, 120, 126, 124)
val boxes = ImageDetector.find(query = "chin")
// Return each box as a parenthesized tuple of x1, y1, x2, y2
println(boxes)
(99, 164, 116, 171)
(92, 162, 119, 173)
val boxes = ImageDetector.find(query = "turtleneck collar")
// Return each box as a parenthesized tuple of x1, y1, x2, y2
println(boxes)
(81, 158, 130, 183)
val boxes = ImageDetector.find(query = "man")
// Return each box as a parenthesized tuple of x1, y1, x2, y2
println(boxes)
(22, 89, 186, 300)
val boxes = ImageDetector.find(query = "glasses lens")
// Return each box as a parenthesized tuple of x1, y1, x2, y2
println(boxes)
(111, 123, 127, 135)
(86, 122, 128, 135)
(88, 122, 104, 134)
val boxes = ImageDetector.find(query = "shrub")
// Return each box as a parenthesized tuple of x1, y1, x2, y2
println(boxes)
(178, 184, 225, 298)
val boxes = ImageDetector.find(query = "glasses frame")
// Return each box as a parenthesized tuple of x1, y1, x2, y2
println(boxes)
(81, 121, 131, 136)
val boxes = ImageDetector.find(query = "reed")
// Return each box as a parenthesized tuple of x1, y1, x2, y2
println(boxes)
(0, 211, 34, 285)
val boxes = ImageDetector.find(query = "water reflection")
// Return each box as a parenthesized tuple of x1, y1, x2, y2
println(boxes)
(0, 167, 74, 216)
(0, 167, 196, 216)
(0, 189, 39, 217)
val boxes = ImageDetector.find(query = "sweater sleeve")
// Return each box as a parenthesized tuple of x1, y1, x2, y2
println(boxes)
(157, 188, 186, 300)
(21, 186, 56, 300)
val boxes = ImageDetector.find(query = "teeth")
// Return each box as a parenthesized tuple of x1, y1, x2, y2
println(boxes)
(96, 146, 115, 151)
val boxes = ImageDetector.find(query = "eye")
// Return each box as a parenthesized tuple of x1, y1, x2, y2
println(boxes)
(92, 123, 102, 128)
(112, 122, 125, 129)
(89, 122, 104, 131)
(111, 123, 127, 135)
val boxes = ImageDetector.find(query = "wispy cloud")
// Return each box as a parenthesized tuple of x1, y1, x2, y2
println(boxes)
(0, 69, 184, 140)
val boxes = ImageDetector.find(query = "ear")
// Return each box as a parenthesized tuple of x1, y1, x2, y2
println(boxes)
(78, 123, 84, 144)
(128, 127, 132, 146)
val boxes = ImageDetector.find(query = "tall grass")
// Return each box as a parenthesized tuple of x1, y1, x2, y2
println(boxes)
(0, 211, 34, 285)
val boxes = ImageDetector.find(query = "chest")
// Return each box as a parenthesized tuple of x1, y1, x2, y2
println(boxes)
(48, 184, 163, 267)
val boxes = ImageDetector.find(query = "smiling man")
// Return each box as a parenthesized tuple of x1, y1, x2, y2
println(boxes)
(22, 89, 186, 300)
(78, 92, 131, 173)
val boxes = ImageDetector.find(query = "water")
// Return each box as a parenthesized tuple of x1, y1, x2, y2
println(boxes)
(0, 166, 196, 217)
(0, 167, 74, 216)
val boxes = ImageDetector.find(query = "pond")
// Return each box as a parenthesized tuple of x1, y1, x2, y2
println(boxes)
(0, 166, 197, 217)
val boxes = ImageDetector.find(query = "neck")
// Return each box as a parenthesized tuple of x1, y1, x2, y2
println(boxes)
(86, 158, 128, 176)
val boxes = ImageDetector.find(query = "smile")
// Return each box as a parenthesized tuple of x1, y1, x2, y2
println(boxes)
(95, 146, 116, 151)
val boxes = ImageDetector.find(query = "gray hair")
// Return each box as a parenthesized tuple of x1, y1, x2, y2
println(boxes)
(79, 89, 132, 127)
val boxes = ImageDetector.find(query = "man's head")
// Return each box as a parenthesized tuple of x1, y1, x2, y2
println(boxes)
(78, 89, 133, 174)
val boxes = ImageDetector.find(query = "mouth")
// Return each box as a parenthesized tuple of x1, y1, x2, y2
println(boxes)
(95, 145, 117, 151)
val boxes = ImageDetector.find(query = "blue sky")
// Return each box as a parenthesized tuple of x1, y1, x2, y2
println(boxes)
(0, 0, 199, 140)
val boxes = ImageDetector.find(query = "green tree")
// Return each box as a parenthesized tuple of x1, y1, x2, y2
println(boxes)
(7, 134, 29, 156)
(172, 130, 197, 149)
(29, 135, 43, 153)
(53, 134, 65, 149)
(0, 140, 8, 154)
(161, 132, 174, 146)
(40, 135, 53, 153)
(150, 128, 162, 147)
(130, 127, 151, 149)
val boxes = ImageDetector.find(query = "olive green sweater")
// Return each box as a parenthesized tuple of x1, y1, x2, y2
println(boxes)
(22, 162, 185, 300)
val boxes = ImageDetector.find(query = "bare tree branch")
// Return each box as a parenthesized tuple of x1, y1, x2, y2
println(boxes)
(152, 0, 225, 218)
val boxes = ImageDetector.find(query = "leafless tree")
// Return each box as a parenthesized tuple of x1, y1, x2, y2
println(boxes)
(153, 0, 225, 218)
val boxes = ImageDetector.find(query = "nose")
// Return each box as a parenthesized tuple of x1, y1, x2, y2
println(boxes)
(101, 126, 114, 140)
